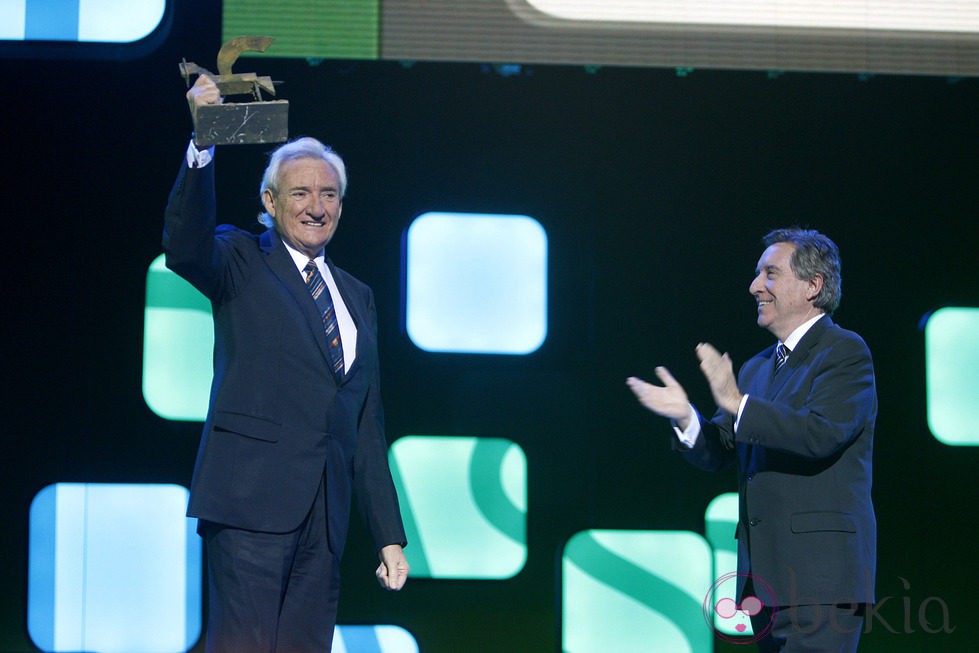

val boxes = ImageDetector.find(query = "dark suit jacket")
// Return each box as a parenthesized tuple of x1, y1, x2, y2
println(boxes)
(680, 315, 876, 606)
(163, 160, 406, 558)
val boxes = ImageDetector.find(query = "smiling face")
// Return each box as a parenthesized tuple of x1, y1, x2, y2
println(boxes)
(748, 241, 824, 341)
(262, 156, 343, 258)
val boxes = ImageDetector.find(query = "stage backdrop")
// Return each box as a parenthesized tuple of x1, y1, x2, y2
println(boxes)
(2, 1, 978, 651)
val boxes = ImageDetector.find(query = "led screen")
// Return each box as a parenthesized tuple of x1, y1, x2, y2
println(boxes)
(223, 0, 979, 75)
(389, 436, 527, 579)
(562, 530, 713, 651)
(405, 212, 547, 355)
(1, 0, 166, 43)
(925, 307, 979, 445)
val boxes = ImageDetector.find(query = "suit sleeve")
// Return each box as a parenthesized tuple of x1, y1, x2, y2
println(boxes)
(736, 333, 876, 460)
(163, 159, 249, 302)
(674, 406, 738, 472)
(163, 161, 221, 295)
(352, 288, 408, 552)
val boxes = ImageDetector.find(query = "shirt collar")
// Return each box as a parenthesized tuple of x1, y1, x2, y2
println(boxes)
(782, 313, 825, 351)
(280, 238, 325, 272)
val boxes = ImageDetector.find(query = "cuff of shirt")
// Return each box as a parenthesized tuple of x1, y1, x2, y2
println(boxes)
(185, 138, 214, 168)
(673, 404, 700, 449)
(733, 394, 750, 432)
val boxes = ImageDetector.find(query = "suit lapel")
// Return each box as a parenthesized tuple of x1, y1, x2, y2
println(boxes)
(260, 230, 339, 375)
(767, 315, 832, 398)
(739, 353, 775, 471)
(768, 354, 796, 397)
(741, 316, 834, 473)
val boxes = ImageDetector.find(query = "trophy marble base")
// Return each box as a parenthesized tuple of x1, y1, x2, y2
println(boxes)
(193, 99, 289, 147)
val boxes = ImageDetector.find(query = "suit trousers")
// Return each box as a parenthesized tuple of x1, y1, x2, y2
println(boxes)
(751, 603, 865, 653)
(202, 477, 340, 653)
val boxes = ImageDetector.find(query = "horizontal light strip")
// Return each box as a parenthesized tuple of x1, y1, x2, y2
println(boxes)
(522, 0, 979, 33)
(0, 0, 166, 42)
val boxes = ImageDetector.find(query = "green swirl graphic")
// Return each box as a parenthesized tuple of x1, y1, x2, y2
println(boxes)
(565, 531, 704, 643)
(469, 439, 525, 545)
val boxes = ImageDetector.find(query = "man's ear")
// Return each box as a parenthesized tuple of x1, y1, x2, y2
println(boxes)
(807, 273, 824, 302)
(262, 189, 276, 218)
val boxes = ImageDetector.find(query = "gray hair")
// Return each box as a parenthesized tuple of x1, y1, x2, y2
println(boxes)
(257, 137, 347, 228)
(763, 227, 842, 314)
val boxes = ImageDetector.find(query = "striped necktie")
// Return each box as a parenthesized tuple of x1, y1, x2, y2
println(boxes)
(774, 342, 790, 373)
(304, 260, 344, 379)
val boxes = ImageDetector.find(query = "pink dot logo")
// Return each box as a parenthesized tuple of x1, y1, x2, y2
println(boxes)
(702, 572, 778, 644)
(714, 595, 764, 632)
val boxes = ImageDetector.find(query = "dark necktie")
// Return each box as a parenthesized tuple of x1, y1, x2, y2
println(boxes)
(774, 342, 790, 373)
(303, 260, 344, 379)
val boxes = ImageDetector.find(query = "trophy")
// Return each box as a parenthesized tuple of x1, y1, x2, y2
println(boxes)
(180, 36, 288, 146)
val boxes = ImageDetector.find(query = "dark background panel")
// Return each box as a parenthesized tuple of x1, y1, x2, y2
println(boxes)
(2, 1, 978, 651)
